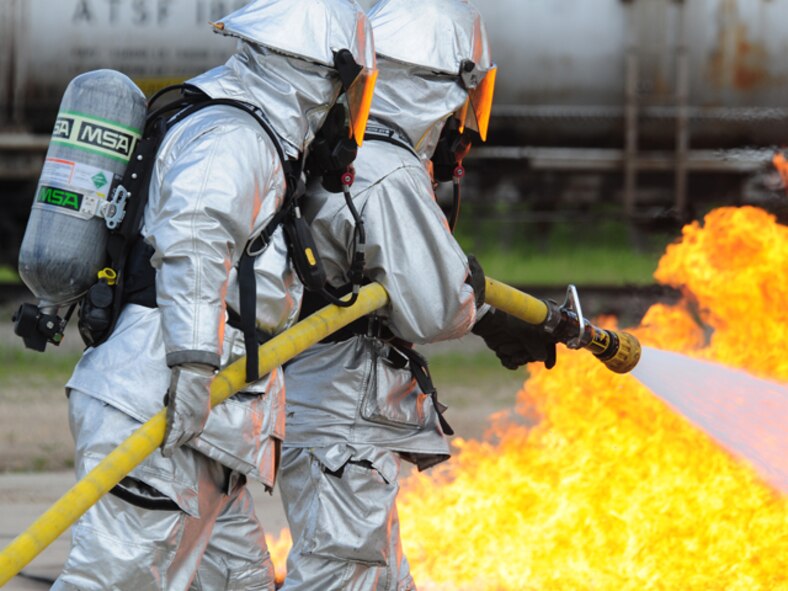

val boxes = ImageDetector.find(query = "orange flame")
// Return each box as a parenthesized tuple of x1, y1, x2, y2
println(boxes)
(773, 151, 788, 192)
(269, 206, 788, 589)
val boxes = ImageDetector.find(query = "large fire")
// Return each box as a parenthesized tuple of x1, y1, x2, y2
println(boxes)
(268, 206, 788, 589)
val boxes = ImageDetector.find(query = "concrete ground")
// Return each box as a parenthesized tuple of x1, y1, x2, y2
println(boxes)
(0, 471, 289, 590)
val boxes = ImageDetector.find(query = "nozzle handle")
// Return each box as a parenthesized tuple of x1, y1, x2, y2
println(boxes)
(483, 278, 641, 374)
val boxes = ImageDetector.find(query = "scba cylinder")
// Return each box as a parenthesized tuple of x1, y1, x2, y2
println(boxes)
(18, 69, 147, 305)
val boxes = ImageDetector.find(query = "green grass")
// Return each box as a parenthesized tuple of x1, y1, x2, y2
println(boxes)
(0, 339, 81, 394)
(0, 266, 19, 283)
(469, 247, 663, 286)
(428, 349, 528, 409)
(453, 206, 675, 286)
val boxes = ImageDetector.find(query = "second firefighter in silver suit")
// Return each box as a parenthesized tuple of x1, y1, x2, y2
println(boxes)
(279, 1, 503, 589)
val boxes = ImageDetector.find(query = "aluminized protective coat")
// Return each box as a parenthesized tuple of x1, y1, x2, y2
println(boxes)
(285, 139, 475, 456)
(67, 104, 297, 497)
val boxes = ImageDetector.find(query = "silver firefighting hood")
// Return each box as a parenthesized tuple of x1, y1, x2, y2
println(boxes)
(367, 0, 494, 158)
(189, 0, 375, 156)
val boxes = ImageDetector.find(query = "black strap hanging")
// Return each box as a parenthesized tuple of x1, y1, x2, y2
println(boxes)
(387, 340, 454, 436)
(237, 251, 259, 382)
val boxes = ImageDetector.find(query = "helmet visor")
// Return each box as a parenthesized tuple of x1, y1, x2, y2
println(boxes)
(344, 66, 378, 147)
(459, 64, 497, 142)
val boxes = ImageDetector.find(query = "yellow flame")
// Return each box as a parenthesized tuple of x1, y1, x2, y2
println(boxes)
(270, 206, 788, 589)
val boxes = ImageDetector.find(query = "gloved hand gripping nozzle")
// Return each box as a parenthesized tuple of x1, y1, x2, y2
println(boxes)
(483, 278, 641, 374)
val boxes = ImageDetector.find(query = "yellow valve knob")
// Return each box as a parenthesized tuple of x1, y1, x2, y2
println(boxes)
(97, 268, 118, 286)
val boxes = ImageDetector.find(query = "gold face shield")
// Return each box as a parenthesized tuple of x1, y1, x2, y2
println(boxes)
(457, 61, 497, 142)
(334, 50, 378, 147)
(344, 67, 378, 146)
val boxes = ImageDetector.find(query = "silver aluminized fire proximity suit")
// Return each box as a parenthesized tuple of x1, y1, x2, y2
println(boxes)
(52, 1, 376, 590)
(278, 1, 504, 589)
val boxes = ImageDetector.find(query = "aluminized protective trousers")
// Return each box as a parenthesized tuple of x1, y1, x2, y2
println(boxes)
(278, 446, 416, 591)
(52, 391, 275, 591)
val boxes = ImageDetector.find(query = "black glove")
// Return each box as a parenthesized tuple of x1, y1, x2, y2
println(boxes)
(466, 254, 486, 309)
(472, 308, 557, 370)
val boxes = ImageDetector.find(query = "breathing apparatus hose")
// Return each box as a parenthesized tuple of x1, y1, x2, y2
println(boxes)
(0, 279, 639, 584)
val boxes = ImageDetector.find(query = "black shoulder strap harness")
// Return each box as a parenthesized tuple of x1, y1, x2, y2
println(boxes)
(83, 84, 371, 384)
(88, 84, 303, 383)
(364, 120, 419, 158)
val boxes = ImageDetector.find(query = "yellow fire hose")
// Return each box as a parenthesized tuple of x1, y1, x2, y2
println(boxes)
(0, 278, 640, 585)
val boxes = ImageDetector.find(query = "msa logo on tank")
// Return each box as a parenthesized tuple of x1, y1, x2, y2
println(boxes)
(36, 185, 84, 212)
(52, 111, 141, 162)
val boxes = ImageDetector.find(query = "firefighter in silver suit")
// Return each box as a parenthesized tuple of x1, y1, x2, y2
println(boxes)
(278, 0, 554, 589)
(52, 1, 376, 590)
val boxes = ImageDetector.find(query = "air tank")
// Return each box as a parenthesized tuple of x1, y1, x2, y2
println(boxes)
(17, 70, 147, 305)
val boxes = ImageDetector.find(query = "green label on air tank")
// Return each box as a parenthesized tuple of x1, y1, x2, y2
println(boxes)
(51, 111, 141, 163)
(37, 185, 84, 212)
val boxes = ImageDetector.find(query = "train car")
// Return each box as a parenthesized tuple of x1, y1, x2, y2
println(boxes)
(1, 0, 787, 259)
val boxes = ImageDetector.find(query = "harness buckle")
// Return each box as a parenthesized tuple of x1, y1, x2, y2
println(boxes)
(245, 232, 269, 257)
(104, 184, 130, 230)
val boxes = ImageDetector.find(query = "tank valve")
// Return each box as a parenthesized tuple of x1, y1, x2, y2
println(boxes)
(12, 304, 67, 352)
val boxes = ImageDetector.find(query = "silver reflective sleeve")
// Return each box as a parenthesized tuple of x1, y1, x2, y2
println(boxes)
(143, 106, 281, 367)
(305, 141, 477, 344)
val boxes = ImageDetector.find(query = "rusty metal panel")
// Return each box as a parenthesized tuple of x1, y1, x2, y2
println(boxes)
(692, 0, 788, 107)
(476, 0, 788, 109)
(6, 0, 788, 130)
(0, 0, 17, 125)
